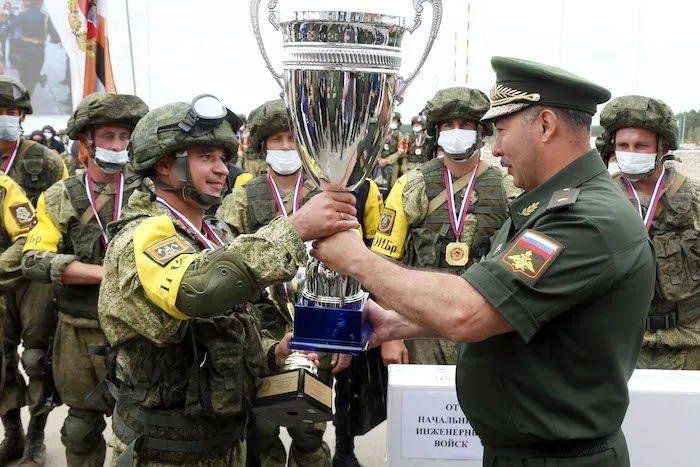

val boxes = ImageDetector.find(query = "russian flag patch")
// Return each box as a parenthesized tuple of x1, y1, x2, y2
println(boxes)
(500, 230, 564, 283)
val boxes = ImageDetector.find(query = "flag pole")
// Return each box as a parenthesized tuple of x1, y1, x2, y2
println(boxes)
(124, 0, 137, 94)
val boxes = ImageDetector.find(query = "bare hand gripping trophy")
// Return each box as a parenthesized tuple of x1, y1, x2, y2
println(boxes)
(250, 0, 442, 426)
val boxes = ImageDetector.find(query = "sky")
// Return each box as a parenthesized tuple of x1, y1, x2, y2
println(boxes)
(33, 0, 700, 129)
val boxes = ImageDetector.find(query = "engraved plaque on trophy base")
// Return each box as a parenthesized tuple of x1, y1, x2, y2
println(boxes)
(253, 368, 333, 427)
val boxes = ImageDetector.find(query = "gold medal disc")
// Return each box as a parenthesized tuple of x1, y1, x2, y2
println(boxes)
(445, 242, 469, 266)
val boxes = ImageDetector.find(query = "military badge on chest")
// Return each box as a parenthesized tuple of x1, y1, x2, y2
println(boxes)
(501, 230, 563, 283)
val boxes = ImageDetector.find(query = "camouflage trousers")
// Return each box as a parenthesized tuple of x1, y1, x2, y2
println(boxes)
(246, 353, 333, 467)
(53, 312, 114, 467)
(110, 437, 247, 467)
(0, 280, 56, 416)
(637, 345, 700, 370)
(406, 338, 457, 365)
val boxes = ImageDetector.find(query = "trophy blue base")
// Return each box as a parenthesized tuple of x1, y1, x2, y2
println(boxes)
(289, 299, 372, 355)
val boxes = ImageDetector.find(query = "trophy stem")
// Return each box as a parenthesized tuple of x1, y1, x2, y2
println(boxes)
(302, 259, 364, 308)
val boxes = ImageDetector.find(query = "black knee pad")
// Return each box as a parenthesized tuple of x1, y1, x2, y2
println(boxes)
(61, 409, 106, 454)
(20, 348, 45, 378)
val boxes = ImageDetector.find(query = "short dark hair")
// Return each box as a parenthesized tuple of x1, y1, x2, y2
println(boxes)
(520, 105, 592, 133)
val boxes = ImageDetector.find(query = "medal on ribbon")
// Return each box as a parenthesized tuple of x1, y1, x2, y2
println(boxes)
(267, 172, 303, 218)
(85, 171, 124, 248)
(623, 165, 666, 232)
(443, 160, 479, 267)
(1, 139, 20, 173)
(156, 196, 224, 250)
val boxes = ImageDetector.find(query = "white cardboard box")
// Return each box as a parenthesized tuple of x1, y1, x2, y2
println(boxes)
(387, 366, 700, 467)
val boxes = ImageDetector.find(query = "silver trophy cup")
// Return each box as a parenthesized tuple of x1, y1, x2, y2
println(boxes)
(251, 0, 442, 354)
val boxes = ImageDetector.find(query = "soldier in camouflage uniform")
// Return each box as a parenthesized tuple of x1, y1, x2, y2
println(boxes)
(373, 112, 404, 194)
(97, 100, 359, 466)
(238, 105, 269, 177)
(0, 75, 68, 466)
(371, 87, 518, 365)
(399, 115, 434, 176)
(21, 92, 148, 466)
(598, 95, 700, 370)
(217, 99, 382, 467)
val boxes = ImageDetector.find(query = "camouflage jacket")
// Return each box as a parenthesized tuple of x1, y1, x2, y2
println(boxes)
(98, 180, 307, 462)
(372, 156, 520, 271)
(0, 173, 36, 292)
(613, 165, 700, 351)
(0, 138, 68, 205)
(22, 167, 142, 320)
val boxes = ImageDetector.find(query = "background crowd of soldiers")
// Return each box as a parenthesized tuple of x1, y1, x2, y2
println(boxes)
(0, 67, 692, 467)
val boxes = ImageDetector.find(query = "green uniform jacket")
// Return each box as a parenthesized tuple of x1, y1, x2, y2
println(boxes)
(458, 150, 654, 456)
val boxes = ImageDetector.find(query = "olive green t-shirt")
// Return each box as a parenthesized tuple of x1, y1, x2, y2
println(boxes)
(457, 150, 655, 449)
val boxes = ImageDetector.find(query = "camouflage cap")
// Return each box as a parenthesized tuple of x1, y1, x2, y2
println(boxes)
(599, 95, 678, 151)
(481, 56, 611, 122)
(129, 101, 239, 175)
(247, 99, 290, 155)
(392, 112, 401, 121)
(425, 87, 491, 136)
(66, 92, 149, 139)
(0, 75, 32, 114)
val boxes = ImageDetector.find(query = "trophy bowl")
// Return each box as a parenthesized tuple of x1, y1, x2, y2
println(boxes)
(251, 0, 442, 355)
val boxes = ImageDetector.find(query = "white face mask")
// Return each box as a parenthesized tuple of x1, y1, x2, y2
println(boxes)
(389, 122, 399, 130)
(437, 129, 478, 158)
(266, 149, 302, 175)
(607, 162, 621, 176)
(615, 151, 657, 177)
(94, 147, 128, 173)
(43, 131, 53, 140)
(412, 125, 423, 132)
(0, 115, 21, 141)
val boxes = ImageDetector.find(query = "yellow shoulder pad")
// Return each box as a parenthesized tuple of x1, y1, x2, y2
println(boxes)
(371, 176, 410, 260)
(234, 172, 254, 187)
(362, 179, 383, 241)
(133, 216, 199, 321)
(0, 174, 36, 243)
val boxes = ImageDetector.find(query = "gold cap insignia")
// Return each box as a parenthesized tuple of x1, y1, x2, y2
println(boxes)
(490, 84, 541, 107)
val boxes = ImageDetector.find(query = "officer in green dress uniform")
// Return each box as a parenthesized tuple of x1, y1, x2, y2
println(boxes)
(310, 56, 656, 467)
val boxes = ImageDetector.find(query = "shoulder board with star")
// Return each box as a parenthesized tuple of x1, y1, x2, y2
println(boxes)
(546, 188, 580, 211)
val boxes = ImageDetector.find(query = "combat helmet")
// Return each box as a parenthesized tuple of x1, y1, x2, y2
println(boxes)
(129, 99, 241, 206)
(66, 92, 149, 139)
(598, 95, 678, 160)
(411, 115, 426, 126)
(424, 87, 492, 137)
(0, 76, 32, 114)
(247, 99, 290, 155)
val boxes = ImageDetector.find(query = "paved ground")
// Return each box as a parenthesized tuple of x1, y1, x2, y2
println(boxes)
(2, 403, 389, 466)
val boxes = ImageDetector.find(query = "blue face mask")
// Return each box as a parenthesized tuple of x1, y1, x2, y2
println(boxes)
(0, 115, 21, 141)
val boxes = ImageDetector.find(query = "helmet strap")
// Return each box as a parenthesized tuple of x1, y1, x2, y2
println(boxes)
(171, 151, 223, 207)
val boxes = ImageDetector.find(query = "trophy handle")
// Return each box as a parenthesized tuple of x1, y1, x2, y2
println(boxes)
(250, 0, 284, 90)
(397, 0, 443, 99)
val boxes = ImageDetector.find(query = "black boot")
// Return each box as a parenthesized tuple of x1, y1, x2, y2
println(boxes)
(19, 414, 46, 467)
(333, 434, 362, 467)
(0, 409, 25, 466)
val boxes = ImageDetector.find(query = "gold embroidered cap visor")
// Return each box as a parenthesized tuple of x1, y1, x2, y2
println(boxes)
(481, 56, 611, 122)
